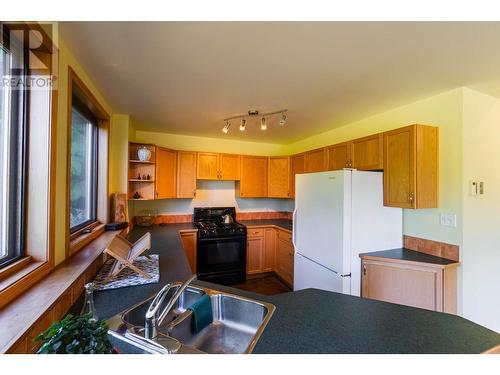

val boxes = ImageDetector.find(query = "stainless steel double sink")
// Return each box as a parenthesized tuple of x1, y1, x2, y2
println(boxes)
(107, 283, 275, 354)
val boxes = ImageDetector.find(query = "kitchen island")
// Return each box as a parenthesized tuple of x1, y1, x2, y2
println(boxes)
(94, 223, 500, 354)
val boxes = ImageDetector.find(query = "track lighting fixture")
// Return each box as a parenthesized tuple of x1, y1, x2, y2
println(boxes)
(221, 109, 288, 134)
(260, 117, 267, 130)
(222, 109, 288, 134)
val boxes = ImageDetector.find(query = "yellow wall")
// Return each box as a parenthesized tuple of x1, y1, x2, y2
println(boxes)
(461, 88, 500, 331)
(285, 88, 464, 247)
(109, 114, 131, 194)
(53, 37, 116, 265)
(135, 130, 288, 156)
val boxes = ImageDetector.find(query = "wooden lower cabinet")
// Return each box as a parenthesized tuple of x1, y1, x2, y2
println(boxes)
(360, 256, 458, 313)
(247, 235, 264, 275)
(276, 229, 294, 287)
(179, 231, 197, 273)
(245, 226, 292, 287)
(263, 228, 276, 272)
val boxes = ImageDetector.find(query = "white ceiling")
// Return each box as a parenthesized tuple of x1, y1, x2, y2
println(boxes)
(60, 22, 500, 144)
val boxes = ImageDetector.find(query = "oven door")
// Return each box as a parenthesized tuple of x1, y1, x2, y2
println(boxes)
(197, 236, 246, 284)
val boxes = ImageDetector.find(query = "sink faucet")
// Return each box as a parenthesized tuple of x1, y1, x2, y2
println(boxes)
(145, 274, 197, 339)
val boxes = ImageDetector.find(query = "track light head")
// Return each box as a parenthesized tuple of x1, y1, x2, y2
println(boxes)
(240, 118, 246, 131)
(222, 120, 230, 134)
(261, 117, 267, 130)
(279, 112, 287, 126)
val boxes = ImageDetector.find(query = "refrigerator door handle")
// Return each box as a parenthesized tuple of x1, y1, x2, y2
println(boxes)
(292, 207, 298, 251)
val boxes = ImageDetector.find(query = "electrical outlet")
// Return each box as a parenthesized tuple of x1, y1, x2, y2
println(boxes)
(440, 213, 457, 227)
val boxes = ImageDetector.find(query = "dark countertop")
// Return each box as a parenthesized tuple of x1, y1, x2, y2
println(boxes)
(360, 248, 459, 266)
(239, 219, 293, 231)
(93, 224, 499, 354)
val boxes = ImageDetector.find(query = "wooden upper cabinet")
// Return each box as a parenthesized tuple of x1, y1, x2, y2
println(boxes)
(197, 152, 240, 180)
(155, 147, 177, 199)
(290, 153, 305, 198)
(219, 153, 241, 180)
(383, 124, 438, 209)
(327, 142, 352, 170)
(237, 155, 268, 198)
(177, 151, 197, 198)
(351, 133, 383, 170)
(197, 152, 219, 180)
(268, 156, 290, 198)
(304, 148, 328, 173)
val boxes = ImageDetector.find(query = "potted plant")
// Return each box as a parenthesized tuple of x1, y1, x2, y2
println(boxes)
(35, 313, 113, 354)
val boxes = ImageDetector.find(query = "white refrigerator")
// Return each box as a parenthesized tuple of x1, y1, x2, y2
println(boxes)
(293, 170, 402, 296)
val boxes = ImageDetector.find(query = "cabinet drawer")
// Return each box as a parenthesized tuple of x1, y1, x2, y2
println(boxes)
(278, 229, 292, 243)
(247, 228, 264, 237)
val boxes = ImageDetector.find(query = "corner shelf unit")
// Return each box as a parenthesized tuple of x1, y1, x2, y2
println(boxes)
(128, 143, 157, 200)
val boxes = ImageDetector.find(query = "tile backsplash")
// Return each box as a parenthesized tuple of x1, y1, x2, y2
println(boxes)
(129, 180, 294, 217)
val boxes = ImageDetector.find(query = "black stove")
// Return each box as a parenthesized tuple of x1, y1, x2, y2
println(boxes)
(193, 207, 247, 285)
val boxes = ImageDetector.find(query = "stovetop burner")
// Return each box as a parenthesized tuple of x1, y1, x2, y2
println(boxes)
(193, 207, 247, 239)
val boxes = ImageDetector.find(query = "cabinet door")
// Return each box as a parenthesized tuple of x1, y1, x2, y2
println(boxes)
(327, 142, 352, 170)
(155, 148, 177, 199)
(276, 231, 294, 287)
(180, 231, 197, 273)
(290, 153, 305, 198)
(304, 148, 327, 173)
(238, 155, 268, 197)
(268, 156, 290, 198)
(351, 133, 383, 170)
(197, 152, 219, 180)
(263, 228, 276, 272)
(383, 126, 415, 208)
(246, 236, 264, 275)
(177, 151, 197, 198)
(361, 259, 442, 311)
(219, 153, 241, 180)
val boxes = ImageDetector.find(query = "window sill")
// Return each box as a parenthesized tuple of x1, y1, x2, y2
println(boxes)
(0, 256, 33, 282)
(68, 223, 106, 257)
(0, 229, 120, 353)
(0, 258, 51, 311)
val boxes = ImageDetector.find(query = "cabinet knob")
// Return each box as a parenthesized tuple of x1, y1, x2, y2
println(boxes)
(363, 262, 367, 276)
(408, 192, 414, 204)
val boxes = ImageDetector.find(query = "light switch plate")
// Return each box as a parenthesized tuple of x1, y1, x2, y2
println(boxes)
(440, 213, 457, 227)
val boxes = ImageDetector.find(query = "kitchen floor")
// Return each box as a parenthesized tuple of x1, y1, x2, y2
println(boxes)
(233, 275, 292, 296)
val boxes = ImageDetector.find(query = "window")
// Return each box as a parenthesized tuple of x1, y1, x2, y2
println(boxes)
(66, 67, 110, 257)
(0, 36, 27, 269)
(69, 103, 98, 233)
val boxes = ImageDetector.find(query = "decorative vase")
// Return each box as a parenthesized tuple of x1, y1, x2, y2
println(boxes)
(137, 146, 151, 161)
(81, 283, 98, 322)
